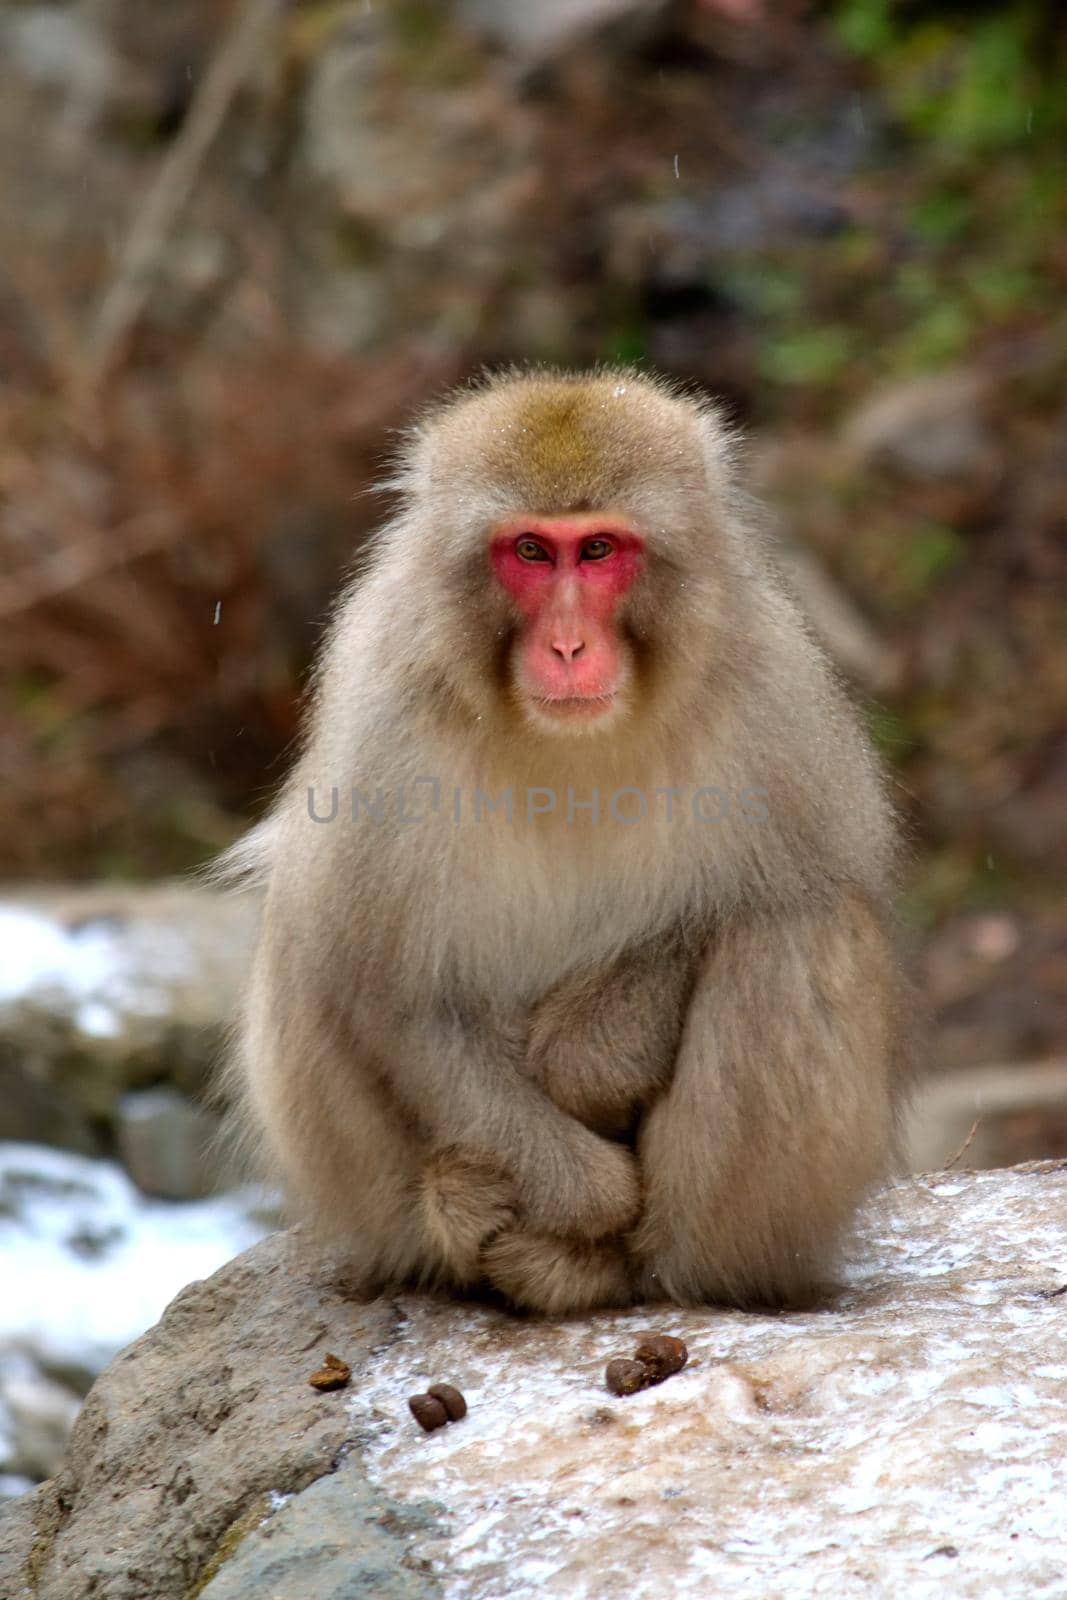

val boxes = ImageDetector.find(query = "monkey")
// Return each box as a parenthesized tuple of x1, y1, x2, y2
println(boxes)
(223, 367, 908, 1315)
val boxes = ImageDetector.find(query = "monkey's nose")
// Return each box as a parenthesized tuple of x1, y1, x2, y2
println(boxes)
(551, 637, 586, 662)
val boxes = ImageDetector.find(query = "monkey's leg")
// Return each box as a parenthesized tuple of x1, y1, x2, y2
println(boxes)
(526, 934, 695, 1136)
(243, 1042, 428, 1289)
(250, 1044, 519, 1290)
(472, 940, 694, 1312)
(240, 969, 513, 1291)
(245, 954, 639, 1297)
(480, 1229, 635, 1315)
(631, 894, 900, 1307)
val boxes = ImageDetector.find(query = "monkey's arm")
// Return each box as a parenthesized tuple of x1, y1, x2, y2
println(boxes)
(630, 893, 900, 1306)
(361, 1002, 642, 1245)
(469, 943, 695, 1317)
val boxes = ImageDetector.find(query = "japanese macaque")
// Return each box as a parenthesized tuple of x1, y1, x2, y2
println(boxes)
(224, 368, 908, 1314)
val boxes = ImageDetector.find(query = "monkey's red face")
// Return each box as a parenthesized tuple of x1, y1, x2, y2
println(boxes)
(489, 514, 644, 730)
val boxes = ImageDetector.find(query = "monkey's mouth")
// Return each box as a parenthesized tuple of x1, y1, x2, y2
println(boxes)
(531, 692, 619, 723)
(516, 659, 632, 733)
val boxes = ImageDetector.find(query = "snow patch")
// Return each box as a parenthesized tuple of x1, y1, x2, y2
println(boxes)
(0, 1142, 269, 1373)
(0, 906, 196, 1035)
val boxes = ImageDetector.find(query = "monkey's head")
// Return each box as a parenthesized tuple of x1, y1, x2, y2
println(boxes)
(394, 370, 740, 739)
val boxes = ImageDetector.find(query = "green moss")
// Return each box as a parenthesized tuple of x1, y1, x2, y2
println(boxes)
(890, 300, 973, 373)
(899, 523, 967, 597)
(388, 0, 447, 50)
(834, 0, 896, 58)
(911, 18, 1043, 154)
(901, 841, 1034, 929)
(334, 216, 386, 269)
(963, 261, 1038, 315)
(184, 1497, 273, 1600)
(603, 325, 647, 365)
(836, 3, 1064, 156)
(909, 190, 973, 247)
(759, 326, 854, 388)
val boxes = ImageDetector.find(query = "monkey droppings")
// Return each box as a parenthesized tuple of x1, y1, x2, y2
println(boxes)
(605, 1358, 648, 1396)
(634, 1334, 689, 1380)
(409, 1383, 468, 1432)
(308, 1352, 351, 1391)
(427, 1382, 468, 1420)
(605, 1333, 689, 1396)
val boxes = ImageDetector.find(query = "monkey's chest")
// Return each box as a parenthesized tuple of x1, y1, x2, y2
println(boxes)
(437, 802, 697, 996)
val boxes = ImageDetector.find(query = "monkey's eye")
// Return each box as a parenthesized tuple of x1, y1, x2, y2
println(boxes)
(515, 537, 552, 562)
(580, 538, 614, 561)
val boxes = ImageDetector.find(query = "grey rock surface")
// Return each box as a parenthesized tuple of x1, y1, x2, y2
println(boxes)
(3, 1164, 1067, 1599)
(197, 1468, 439, 1600)
(458, 0, 655, 56)
(0, 1489, 34, 1600)
(0, 1364, 81, 1486)
(3, 1232, 439, 1600)
(116, 1085, 231, 1201)
(843, 370, 998, 482)
(905, 1058, 1067, 1171)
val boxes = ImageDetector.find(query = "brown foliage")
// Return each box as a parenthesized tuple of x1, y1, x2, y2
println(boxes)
(0, 342, 454, 875)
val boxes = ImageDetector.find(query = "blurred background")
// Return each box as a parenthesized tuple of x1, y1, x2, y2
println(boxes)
(1, 0, 1065, 1497)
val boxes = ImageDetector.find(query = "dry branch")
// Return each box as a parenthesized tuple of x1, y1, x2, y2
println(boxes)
(83, 0, 281, 385)
(0, 512, 180, 621)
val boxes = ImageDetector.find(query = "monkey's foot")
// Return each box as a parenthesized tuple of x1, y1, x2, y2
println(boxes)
(480, 1229, 635, 1315)
(630, 1242, 835, 1310)
(421, 1146, 519, 1285)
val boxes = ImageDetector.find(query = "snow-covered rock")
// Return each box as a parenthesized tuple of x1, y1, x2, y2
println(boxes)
(0, 885, 257, 1178)
(0, 1143, 271, 1496)
(3, 1162, 1066, 1600)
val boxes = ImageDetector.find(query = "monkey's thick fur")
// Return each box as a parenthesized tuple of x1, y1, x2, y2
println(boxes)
(225, 369, 909, 1314)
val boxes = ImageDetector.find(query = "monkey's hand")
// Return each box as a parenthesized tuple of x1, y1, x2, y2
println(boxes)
(514, 1125, 642, 1242)
(384, 1015, 642, 1248)
(421, 1145, 519, 1285)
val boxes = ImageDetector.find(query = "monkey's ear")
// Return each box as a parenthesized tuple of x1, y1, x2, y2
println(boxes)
(695, 401, 741, 490)
(373, 420, 433, 500)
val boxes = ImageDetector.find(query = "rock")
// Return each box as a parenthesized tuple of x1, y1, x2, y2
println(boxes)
(457, 0, 657, 57)
(776, 538, 904, 695)
(747, 435, 904, 694)
(116, 1086, 229, 1201)
(0, 1490, 34, 1599)
(296, 14, 535, 352)
(924, 912, 1067, 1072)
(843, 370, 999, 482)
(5, 1163, 1067, 1599)
(194, 1470, 437, 1600)
(4, 1233, 438, 1600)
(907, 1059, 1067, 1172)
(0, 885, 258, 1174)
(0, 1355, 81, 1484)
(1, 9, 114, 100)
